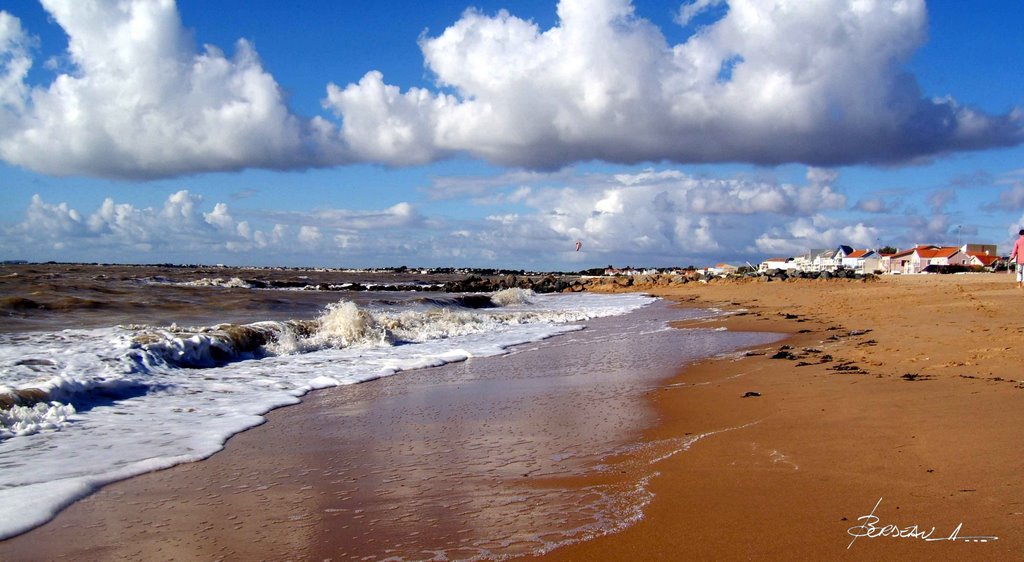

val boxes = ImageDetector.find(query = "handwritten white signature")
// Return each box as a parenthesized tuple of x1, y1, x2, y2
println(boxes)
(847, 497, 999, 549)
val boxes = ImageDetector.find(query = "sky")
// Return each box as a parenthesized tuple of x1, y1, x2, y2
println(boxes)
(0, 0, 1022, 271)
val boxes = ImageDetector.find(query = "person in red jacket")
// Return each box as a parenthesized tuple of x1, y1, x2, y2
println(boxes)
(1011, 229, 1024, 289)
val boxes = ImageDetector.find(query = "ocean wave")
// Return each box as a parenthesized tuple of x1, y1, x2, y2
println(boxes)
(1, 292, 647, 442)
(0, 295, 109, 312)
(127, 300, 393, 367)
(416, 294, 497, 309)
(128, 292, 558, 368)
(0, 373, 154, 440)
(412, 288, 534, 310)
(490, 287, 535, 307)
(130, 321, 306, 369)
(178, 276, 254, 289)
(0, 291, 553, 437)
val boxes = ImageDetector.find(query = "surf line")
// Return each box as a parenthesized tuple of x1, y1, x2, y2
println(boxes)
(846, 497, 999, 549)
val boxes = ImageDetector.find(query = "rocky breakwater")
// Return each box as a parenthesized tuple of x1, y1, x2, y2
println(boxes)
(584, 270, 878, 292)
(442, 271, 710, 294)
(441, 269, 878, 295)
(442, 274, 588, 294)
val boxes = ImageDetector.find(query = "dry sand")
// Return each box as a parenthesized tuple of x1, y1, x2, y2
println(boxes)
(2, 273, 1022, 560)
(548, 272, 1023, 561)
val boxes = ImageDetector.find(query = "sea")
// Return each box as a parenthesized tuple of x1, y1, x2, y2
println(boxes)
(0, 264, 780, 556)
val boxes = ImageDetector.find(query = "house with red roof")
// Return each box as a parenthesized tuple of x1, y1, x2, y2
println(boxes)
(762, 241, 998, 275)
(965, 252, 999, 269)
(840, 249, 881, 273)
(897, 246, 968, 273)
(883, 247, 921, 274)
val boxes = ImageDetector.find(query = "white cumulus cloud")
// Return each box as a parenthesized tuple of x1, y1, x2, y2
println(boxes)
(0, 190, 445, 264)
(4, 191, 289, 258)
(327, 0, 1023, 170)
(0, 0, 333, 179)
(443, 166, 852, 264)
(0, 11, 33, 114)
(754, 216, 879, 257)
(1, 0, 1020, 180)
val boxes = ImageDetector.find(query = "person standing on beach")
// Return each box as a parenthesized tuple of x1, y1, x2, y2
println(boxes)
(1011, 229, 1024, 288)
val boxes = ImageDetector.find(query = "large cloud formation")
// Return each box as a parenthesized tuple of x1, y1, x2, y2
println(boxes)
(0, 0, 337, 179)
(0, 0, 1021, 179)
(331, 0, 1021, 169)
(9, 165, 1006, 267)
(464, 166, 865, 264)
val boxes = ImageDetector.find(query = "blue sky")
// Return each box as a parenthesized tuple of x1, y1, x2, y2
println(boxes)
(1, 0, 1022, 270)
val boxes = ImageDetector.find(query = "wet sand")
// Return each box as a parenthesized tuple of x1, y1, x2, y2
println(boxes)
(2, 273, 1022, 560)
(0, 301, 775, 560)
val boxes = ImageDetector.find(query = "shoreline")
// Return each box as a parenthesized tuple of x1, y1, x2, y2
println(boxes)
(0, 295, 763, 560)
(2, 274, 1021, 560)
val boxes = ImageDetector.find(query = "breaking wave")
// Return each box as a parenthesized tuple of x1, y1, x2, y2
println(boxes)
(490, 287, 535, 306)
(132, 291, 558, 365)
(0, 292, 611, 440)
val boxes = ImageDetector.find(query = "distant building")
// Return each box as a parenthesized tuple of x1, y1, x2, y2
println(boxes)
(707, 263, 739, 275)
(965, 252, 999, 269)
(759, 257, 795, 272)
(761, 242, 994, 275)
(884, 245, 968, 274)
(841, 249, 882, 273)
(962, 243, 997, 256)
(808, 248, 837, 272)
(915, 246, 969, 272)
(885, 247, 919, 274)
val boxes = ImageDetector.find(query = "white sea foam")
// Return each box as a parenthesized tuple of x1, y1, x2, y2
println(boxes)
(150, 276, 443, 292)
(0, 401, 77, 438)
(0, 291, 656, 540)
(175, 276, 254, 288)
(490, 287, 535, 306)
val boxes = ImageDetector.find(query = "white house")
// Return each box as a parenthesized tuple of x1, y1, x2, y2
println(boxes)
(840, 249, 881, 273)
(707, 263, 739, 275)
(760, 257, 797, 272)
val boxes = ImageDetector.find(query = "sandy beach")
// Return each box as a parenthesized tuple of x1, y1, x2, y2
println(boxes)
(2, 273, 1022, 560)
(551, 272, 1023, 561)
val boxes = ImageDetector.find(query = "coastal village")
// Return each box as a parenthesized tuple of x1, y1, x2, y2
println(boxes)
(755, 243, 1001, 275)
(605, 242, 1005, 279)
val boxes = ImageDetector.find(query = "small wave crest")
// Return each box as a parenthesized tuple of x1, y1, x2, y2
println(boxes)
(416, 295, 494, 309)
(415, 288, 534, 309)
(490, 287, 535, 307)
(181, 277, 253, 289)
(130, 321, 309, 369)
(267, 301, 394, 355)
(128, 300, 398, 366)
